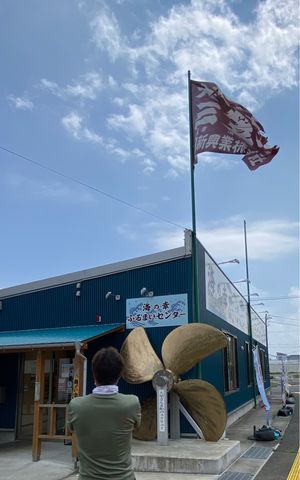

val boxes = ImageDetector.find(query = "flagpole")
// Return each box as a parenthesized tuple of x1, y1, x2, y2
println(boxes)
(244, 219, 257, 407)
(188, 71, 201, 379)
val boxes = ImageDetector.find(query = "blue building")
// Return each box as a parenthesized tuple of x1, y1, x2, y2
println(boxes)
(0, 230, 269, 446)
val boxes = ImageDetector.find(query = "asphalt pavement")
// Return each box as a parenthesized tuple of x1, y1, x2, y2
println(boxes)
(0, 381, 298, 480)
(255, 392, 299, 480)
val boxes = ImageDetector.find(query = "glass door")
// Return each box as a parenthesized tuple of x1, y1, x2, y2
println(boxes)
(18, 351, 74, 439)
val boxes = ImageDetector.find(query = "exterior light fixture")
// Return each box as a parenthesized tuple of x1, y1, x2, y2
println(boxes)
(105, 291, 121, 301)
(218, 258, 240, 265)
(75, 282, 81, 297)
(140, 287, 154, 297)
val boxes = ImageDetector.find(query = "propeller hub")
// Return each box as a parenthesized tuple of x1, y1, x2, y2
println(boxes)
(152, 369, 175, 392)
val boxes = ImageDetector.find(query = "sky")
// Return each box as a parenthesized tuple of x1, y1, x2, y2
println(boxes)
(0, 0, 299, 356)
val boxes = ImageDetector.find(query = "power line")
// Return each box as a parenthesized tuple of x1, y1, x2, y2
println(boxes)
(0, 145, 187, 231)
(270, 326, 298, 330)
(237, 294, 300, 301)
(269, 314, 299, 322)
(269, 318, 299, 324)
(257, 295, 300, 301)
(268, 320, 299, 326)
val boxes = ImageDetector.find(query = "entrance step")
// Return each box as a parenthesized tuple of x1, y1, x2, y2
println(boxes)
(132, 438, 241, 475)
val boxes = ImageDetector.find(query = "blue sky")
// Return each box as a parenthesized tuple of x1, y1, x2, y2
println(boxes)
(1, 0, 299, 355)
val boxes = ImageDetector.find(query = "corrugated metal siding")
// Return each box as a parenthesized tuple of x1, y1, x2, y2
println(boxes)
(196, 240, 270, 413)
(0, 244, 269, 416)
(0, 353, 19, 428)
(0, 257, 192, 332)
(0, 257, 193, 410)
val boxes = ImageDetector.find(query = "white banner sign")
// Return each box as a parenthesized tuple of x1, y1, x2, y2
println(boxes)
(251, 311, 267, 346)
(205, 253, 248, 334)
(253, 346, 270, 411)
(126, 294, 188, 329)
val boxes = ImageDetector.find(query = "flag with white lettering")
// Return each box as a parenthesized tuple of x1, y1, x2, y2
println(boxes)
(191, 81, 279, 170)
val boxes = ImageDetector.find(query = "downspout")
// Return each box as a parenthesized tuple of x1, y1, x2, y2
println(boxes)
(75, 343, 87, 396)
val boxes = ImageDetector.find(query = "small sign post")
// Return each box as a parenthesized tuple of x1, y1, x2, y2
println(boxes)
(157, 384, 168, 445)
(152, 370, 174, 446)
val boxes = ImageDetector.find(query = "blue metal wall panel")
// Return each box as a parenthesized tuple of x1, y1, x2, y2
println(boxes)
(0, 353, 18, 429)
(0, 258, 192, 332)
(0, 246, 269, 417)
(196, 241, 270, 412)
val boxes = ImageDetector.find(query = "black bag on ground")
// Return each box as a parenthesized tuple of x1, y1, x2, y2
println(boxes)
(277, 405, 293, 416)
(254, 425, 278, 441)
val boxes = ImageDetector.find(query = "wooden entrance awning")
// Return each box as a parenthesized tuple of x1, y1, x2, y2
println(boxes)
(0, 323, 125, 352)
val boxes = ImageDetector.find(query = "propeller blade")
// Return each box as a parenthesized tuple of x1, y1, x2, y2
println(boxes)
(161, 323, 227, 375)
(174, 379, 227, 442)
(120, 327, 164, 383)
(133, 395, 157, 441)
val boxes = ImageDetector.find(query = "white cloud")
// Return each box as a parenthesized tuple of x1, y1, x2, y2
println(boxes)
(8, 95, 34, 110)
(242, 0, 299, 91)
(61, 112, 103, 144)
(106, 141, 145, 164)
(267, 285, 300, 354)
(165, 168, 179, 179)
(108, 104, 147, 135)
(288, 286, 300, 316)
(116, 224, 138, 240)
(108, 76, 118, 88)
(40, 79, 63, 97)
(197, 153, 240, 169)
(107, 85, 191, 171)
(112, 97, 125, 106)
(41, 72, 103, 100)
(141, 158, 156, 174)
(90, 0, 298, 94)
(90, 9, 124, 61)
(89, 0, 298, 174)
(199, 219, 299, 261)
(150, 217, 299, 262)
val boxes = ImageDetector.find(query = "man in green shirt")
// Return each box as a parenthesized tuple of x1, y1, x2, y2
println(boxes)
(68, 347, 141, 480)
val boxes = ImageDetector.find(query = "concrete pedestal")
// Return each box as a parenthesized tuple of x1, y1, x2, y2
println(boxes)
(132, 438, 241, 475)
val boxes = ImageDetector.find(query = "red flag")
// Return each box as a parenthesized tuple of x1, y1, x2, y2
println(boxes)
(191, 80, 279, 170)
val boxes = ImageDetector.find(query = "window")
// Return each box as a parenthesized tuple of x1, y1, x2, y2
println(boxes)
(223, 333, 239, 392)
(245, 342, 252, 385)
(259, 348, 267, 381)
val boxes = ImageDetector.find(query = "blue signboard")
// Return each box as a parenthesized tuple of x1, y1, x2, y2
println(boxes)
(126, 294, 188, 329)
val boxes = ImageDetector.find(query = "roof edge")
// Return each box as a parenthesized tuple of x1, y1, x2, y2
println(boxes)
(0, 243, 190, 299)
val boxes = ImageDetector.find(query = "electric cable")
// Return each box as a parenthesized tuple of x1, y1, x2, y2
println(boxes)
(255, 296, 300, 301)
(0, 145, 187, 231)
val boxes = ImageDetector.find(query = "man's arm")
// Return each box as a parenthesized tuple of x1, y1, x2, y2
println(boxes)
(133, 397, 141, 428)
(67, 400, 75, 433)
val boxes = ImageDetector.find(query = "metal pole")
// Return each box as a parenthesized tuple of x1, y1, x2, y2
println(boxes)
(156, 385, 168, 445)
(169, 391, 180, 439)
(188, 71, 201, 379)
(265, 313, 270, 382)
(244, 220, 256, 407)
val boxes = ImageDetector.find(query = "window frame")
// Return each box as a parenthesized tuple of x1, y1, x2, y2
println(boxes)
(259, 348, 267, 382)
(223, 331, 239, 394)
(244, 341, 252, 386)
